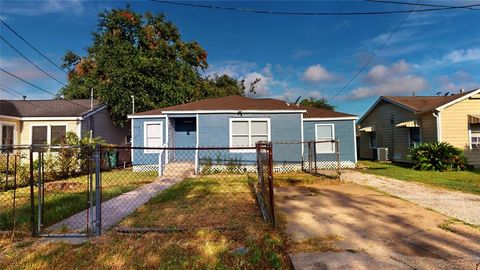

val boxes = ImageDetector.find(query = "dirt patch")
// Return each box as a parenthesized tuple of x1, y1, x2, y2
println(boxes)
(276, 183, 480, 269)
(44, 181, 85, 192)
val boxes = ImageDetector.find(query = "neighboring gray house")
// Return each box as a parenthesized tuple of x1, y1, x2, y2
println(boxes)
(0, 99, 128, 147)
(127, 95, 358, 172)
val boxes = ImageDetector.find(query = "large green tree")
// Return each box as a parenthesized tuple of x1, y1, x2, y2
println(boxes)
(61, 7, 242, 124)
(300, 97, 336, 111)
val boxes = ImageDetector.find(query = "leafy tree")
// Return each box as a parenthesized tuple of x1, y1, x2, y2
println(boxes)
(61, 7, 243, 125)
(300, 97, 336, 110)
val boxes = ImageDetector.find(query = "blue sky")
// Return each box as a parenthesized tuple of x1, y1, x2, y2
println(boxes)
(1, 0, 479, 116)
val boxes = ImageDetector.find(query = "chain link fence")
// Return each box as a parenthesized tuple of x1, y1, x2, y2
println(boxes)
(1, 140, 349, 237)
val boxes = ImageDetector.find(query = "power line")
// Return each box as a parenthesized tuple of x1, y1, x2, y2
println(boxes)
(0, 86, 22, 99)
(0, 67, 58, 96)
(328, 0, 420, 101)
(0, 83, 26, 98)
(0, 35, 67, 87)
(150, 0, 480, 16)
(365, 0, 480, 10)
(0, 18, 68, 74)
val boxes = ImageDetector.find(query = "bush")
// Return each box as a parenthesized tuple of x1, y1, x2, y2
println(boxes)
(408, 142, 468, 171)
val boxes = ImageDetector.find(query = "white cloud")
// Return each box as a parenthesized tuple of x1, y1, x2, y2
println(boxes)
(1, 0, 85, 16)
(349, 60, 427, 99)
(443, 48, 480, 64)
(436, 71, 479, 92)
(302, 64, 336, 83)
(206, 60, 257, 78)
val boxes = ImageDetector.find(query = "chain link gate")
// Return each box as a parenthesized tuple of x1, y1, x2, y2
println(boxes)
(31, 145, 102, 237)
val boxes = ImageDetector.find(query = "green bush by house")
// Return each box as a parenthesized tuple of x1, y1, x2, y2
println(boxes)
(409, 142, 468, 171)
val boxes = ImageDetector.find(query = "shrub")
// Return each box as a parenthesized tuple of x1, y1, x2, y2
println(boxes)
(408, 142, 468, 171)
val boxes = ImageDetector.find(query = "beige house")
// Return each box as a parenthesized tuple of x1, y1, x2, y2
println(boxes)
(0, 99, 128, 151)
(357, 89, 480, 167)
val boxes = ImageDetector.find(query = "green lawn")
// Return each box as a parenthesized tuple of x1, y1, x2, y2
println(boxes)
(358, 160, 480, 195)
(1, 173, 289, 270)
(0, 169, 158, 232)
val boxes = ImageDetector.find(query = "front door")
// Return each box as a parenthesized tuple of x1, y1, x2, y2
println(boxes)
(173, 118, 196, 161)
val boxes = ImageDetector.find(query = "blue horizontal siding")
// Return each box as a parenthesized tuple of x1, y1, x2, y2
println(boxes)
(132, 117, 166, 165)
(198, 113, 302, 163)
(303, 120, 356, 163)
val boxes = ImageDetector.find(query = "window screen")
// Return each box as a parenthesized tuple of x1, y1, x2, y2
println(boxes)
(32, 126, 48, 145)
(1, 125, 14, 153)
(51, 126, 66, 146)
(230, 119, 269, 148)
(315, 124, 335, 153)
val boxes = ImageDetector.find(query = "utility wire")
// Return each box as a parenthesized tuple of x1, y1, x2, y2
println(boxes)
(0, 35, 67, 87)
(0, 87, 22, 99)
(0, 83, 26, 98)
(365, 0, 480, 10)
(0, 68, 108, 115)
(0, 67, 58, 96)
(150, 0, 480, 15)
(0, 18, 68, 74)
(329, 0, 420, 101)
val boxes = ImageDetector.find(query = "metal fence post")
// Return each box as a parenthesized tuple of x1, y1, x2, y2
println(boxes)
(37, 151, 43, 234)
(94, 144, 102, 236)
(267, 142, 276, 227)
(313, 140, 318, 174)
(29, 146, 36, 236)
(335, 140, 342, 181)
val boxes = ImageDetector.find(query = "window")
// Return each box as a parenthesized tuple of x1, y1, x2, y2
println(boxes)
(144, 122, 163, 153)
(1, 124, 14, 153)
(50, 126, 67, 146)
(471, 124, 480, 149)
(32, 126, 48, 145)
(409, 127, 421, 148)
(31, 125, 67, 151)
(315, 124, 335, 153)
(230, 119, 270, 150)
(369, 131, 377, 148)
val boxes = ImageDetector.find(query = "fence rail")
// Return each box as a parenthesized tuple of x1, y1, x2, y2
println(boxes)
(1, 139, 346, 237)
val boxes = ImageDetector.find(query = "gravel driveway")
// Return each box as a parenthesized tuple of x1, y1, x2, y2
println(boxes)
(344, 170, 480, 226)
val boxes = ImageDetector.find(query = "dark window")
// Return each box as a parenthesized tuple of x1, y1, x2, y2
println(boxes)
(1, 125, 14, 153)
(32, 126, 48, 145)
(471, 124, 480, 149)
(369, 132, 377, 148)
(409, 127, 421, 148)
(51, 126, 66, 146)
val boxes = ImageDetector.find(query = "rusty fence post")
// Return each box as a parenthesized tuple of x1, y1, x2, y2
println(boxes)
(267, 142, 276, 227)
(335, 140, 342, 181)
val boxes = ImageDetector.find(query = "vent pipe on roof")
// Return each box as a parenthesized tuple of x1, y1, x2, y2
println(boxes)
(412, 91, 415, 96)
(460, 88, 465, 93)
(22, 95, 26, 100)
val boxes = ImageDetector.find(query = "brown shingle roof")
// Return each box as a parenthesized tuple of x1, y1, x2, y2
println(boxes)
(133, 95, 356, 119)
(0, 99, 103, 117)
(383, 90, 474, 113)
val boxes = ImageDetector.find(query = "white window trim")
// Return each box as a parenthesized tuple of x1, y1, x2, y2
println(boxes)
(30, 124, 68, 146)
(143, 121, 164, 153)
(229, 118, 271, 153)
(315, 124, 335, 154)
(470, 124, 480, 150)
(0, 122, 17, 149)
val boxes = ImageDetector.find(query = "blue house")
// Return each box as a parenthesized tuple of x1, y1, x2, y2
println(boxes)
(127, 95, 357, 173)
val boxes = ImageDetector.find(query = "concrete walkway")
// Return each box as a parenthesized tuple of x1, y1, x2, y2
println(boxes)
(47, 177, 183, 234)
(343, 170, 480, 225)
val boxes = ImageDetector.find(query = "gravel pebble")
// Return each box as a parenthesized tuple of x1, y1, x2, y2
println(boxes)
(344, 171, 480, 226)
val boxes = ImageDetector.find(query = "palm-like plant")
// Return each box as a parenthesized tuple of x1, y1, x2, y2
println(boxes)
(409, 142, 468, 171)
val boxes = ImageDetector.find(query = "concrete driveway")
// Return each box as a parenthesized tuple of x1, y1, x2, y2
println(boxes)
(276, 183, 480, 269)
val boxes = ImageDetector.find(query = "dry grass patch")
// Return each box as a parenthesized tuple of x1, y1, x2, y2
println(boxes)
(274, 172, 340, 187)
(288, 235, 343, 253)
(2, 173, 290, 269)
